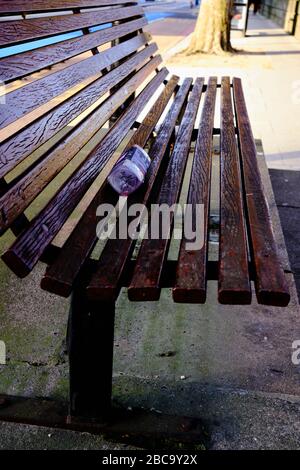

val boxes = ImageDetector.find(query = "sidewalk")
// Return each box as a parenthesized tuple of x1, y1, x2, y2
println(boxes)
(158, 12, 300, 172)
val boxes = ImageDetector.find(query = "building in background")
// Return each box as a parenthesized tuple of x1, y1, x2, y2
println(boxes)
(260, 0, 300, 39)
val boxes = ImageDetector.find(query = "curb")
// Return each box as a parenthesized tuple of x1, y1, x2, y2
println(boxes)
(162, 32, 194, 62)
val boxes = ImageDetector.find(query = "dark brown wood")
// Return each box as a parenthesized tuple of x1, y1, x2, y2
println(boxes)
(0, 19, 148, 83)
(233, 78, 290, 306)
(128, 77, 203, 302)
(43, 259, 223, 296)
(0, 33, 151, 130)
(0, 178, 30, 236)
(0, 46, 160, 179)
(173, 77, 217, 303)
(0, 6, 143, 47)
(41, 75, 179, 297)
(218, 77, 251, 304)
(87, 78, 193, 302)
(0, 0, 136, 14)
(0, 47, 159, 235)
(121, 260, 222, 287)
(2, 67, 168, 278)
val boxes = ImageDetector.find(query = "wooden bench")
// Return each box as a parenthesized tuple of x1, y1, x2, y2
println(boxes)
(0, 0, 290, 422)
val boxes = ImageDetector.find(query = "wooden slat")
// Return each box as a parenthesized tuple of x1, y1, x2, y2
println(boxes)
(128, 78, 203, 301)
(86, 78, 192, 302)
(232, 77, 290, 306)
(173, 77, 217, 303)
(41, 75, 179, 297)
(0, 6, 143, 47)
(0, 1, 136, 14)
(0, 18, 148, 83)
(218, 77, 251, 304)
(0, 33, 152, 129)
(0, 178, 30, 236)
(0, 45, 160, 179)
(0, 49, 160, 234)
(2, 67, 168, 278)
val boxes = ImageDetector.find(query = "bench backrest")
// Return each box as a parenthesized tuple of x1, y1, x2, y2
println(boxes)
(0, 0, 166, 271)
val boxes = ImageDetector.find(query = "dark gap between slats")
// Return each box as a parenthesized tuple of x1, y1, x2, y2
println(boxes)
(208, 135, 220, 262)
(208, 84, 221, 263)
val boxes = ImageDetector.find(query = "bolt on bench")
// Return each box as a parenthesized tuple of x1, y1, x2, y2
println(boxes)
(0, 0, 290, 422)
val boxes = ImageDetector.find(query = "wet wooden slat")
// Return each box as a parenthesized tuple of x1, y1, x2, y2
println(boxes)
(41, 75, 179, 297)
(0, 34, 152, 130)
(0, 49, 160, 235)
(0, 46, 160, 179)
(0, 19, 148, 83)
(86, 78, 192, 302)
(128, 78, 203, 301)
(233, 77, 290, 306)
(2, 67, 168, 278)
(218, 77, 251, 304)
(0, 6, 143, 47)
(173, 77, 217, 303)
(0, 178, 30, 236)
(0, 1, 136, 14)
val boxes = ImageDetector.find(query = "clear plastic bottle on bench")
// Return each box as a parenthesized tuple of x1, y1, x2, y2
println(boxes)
(107, 145, 151, 196)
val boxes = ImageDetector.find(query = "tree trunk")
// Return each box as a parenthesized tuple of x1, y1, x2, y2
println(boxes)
(187, 0, 234, 54)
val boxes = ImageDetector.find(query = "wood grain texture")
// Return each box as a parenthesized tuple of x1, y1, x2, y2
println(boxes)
(0, 178, 30, 236)
(86, 77, 192, 301)
(173, 77, 217, 303)
(41, 75, 179, 297)
(0, 46, 160, 179)
(128, 77, 203, 302)
(0, 18, 148, 83)
(0, 33, 152, 129)
(218, 77, 251, 304)
(0, 46, 159, 234)
(2, 67, 168, 277)
(0, 6, 143, 46)
(0, 1, 136, 14)
(233, 78, 290, 306)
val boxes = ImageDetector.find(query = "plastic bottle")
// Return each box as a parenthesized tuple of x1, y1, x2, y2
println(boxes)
(107, 145, 151, 196)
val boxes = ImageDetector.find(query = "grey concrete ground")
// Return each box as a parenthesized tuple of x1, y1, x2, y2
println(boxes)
(0, 11, 300, 450)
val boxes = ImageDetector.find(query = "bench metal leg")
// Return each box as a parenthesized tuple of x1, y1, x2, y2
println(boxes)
(67, 287, 115, 422)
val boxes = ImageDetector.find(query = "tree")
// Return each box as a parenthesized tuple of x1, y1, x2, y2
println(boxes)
(187, 0, 234, 54)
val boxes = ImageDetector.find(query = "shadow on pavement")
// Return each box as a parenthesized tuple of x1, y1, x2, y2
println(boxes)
(238, 50, 300, 55)
(269, 168, 300, 302)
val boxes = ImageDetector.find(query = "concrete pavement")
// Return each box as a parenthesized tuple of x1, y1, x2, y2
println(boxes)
(164, 12, 300, 171)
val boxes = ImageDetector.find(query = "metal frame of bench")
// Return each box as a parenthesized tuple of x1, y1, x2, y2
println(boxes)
(0, 0, 290, 422)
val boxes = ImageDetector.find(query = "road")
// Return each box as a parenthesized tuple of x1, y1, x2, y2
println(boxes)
(142, 0, 198, 55)
(142, 0, 199, 24)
